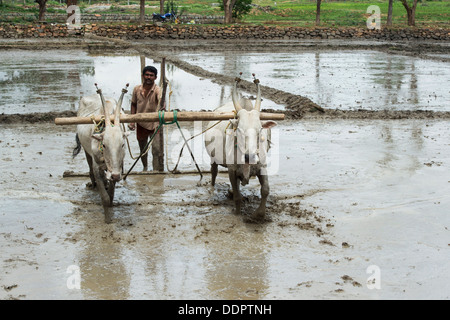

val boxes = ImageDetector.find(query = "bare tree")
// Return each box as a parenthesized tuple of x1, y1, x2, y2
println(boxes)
(387, 0, 394, 26)
(223, 0, 237, 24)
(315, 0, 321, 26)
(35, 0, 48, 21)
(399, 0, 419, 26)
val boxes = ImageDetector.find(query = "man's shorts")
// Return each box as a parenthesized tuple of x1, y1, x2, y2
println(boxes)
(136, 124, 154, 142)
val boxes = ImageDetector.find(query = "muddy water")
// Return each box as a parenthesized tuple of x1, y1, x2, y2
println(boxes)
(1, 118, 449, 299)
(176, 50, 450, 112)
(1, 45, 449, 300)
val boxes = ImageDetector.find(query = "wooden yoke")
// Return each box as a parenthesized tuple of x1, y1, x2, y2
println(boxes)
(54, 111, 285, 125)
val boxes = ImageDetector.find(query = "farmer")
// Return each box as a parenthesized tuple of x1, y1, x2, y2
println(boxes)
(128, 66, 165, 171)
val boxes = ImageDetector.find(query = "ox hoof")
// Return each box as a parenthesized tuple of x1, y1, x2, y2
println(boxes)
(86, 182, 96, 189)
(104, 215, 113, 224)
(244, 210, 266, 223)
(104, 207, 113, 224)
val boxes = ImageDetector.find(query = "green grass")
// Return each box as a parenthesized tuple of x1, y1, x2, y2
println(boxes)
(244, 0, 450, 27)
(1, 0, 449, 28)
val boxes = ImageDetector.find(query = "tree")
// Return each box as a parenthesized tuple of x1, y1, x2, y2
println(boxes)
(399, 0, 419, 26)
(386, 0, 394, 26)
(35, 0, 48, 21)
(315, 0, 321, 26)
(222, 0, 237, 24)
(165, 0, 186, 20)
(140, 0, 145, 24)
(220, 0, 251, 21)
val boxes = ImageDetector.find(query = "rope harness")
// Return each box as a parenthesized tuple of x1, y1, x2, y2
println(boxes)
(91, 115, 106, 152)
(123, 110, 203, 183)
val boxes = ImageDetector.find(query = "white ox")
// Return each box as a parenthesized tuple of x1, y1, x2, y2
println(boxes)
(72, 85, 129, 223)
(205, 77, 276, 221)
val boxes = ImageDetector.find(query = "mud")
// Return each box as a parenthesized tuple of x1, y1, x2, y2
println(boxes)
(0, 37, 449, 300)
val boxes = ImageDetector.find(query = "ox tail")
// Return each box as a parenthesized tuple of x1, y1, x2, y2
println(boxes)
(72, 133, 82, 158)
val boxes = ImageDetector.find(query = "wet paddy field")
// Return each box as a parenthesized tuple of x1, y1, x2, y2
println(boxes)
(0, 39, 449, 300)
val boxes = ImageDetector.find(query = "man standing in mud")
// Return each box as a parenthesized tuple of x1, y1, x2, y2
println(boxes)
(128, 66, 164, 171)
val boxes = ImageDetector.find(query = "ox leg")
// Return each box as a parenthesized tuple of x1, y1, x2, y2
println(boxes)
(211, 163, 218, 186)
(107, 180, 116, 206)
(228, 170, 241, 215)
(253, 173, 269, 221)
(93, 166, 113, 223)
(85, 151, 96, 189)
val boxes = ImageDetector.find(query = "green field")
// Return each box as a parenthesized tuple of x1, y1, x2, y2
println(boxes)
(1, 0, 449, 28)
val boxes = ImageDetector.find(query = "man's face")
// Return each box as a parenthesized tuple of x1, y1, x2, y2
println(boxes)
(143, 71, 157, 86)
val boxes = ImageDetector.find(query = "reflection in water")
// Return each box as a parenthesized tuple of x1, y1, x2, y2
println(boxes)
(1, 49, 448, 114)
(177, 50, 450, 111)
(205, 226, 269, 299)
(80, 240, 130, 299)
(377, 119, 424, 180)
(0, 50, 96, 114)
(0, 49, 283, 115)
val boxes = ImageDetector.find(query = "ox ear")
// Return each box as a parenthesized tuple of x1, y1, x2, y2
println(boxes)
(262, 121, 277, 129)
(92, 133, 104, 141)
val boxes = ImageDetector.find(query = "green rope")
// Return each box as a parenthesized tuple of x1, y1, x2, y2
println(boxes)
(158, 110, 179, 126)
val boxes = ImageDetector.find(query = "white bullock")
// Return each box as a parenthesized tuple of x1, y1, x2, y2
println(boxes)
(72, 85, 129, 223)
(205, 77, 277, 221)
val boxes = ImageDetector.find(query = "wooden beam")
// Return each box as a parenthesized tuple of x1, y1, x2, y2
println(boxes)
(54, 111, 285, 125)
(62, 170, 224, 178)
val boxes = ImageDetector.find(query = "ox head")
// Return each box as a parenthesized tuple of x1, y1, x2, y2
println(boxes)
(92, 84, 130, 182)
(230, 75, 277, 185)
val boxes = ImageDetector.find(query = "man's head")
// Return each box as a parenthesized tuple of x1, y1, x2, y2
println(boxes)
(142, 66, 158, 86)
(142, 66, 158, 77)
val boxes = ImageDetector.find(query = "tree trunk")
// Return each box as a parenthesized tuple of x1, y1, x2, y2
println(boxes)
(140, 0, 145, 24)
(407, 7, 416, 26)
(160, 0, 165, 15)
(223, 0, 236, 24)
(387, 0, 393, 27)
(315, 0, 321, 26)
(400, 0, 419, 26)
(36, 0, 48, 21)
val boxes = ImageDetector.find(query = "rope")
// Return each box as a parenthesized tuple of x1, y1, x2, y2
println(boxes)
(169, 119, 223, 174)
(123, 122, 154, 160)
(124, 109, 204, 183)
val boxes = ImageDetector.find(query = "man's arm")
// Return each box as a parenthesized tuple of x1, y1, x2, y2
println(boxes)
(131, 101, 137, 115)
(129, 100, 137, 130)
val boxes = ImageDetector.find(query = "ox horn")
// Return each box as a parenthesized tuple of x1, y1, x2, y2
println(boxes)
(253, 74, 261, 112)
(115, 83, 129, 125)
(95, 83, 110, 126)
(232, 75, 243, 113)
